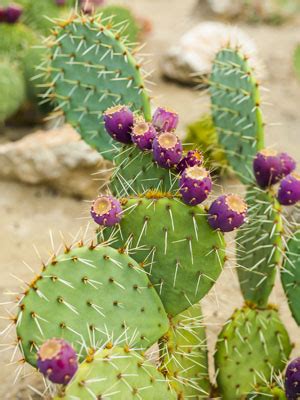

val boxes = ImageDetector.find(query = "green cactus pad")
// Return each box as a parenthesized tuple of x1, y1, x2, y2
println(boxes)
(247, 384, 286, 399)
(215, 305, 292, 400)
(281, 230, 300, 326)
(236, 187, 283, 307)
(210, 47, 264, 183)
(17, 244, 169, 367)
(43, 14, 151, 160)
(0, 60, 26, 123)
(159, 304, 211, 398)
(56, 345, 177, 400)
(110, 146, 179, 197)
(102, 196, 226, 316)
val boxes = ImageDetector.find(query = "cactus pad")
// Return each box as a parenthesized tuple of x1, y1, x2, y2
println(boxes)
(17, 244, 169, 367)
(43, 14, 151, 160)
(0, 59, 26, 123)
(56, 345, 177, 400)
(110, 146, 179, 196)
(215, 305, 292, 400)
(160, 304, 211, 398)
(210, 47, 264, 183)
(102, 195, 226, 316)
(236, 187, 283, 307)
(100, 5, 141, 44)
(281, 230, 300, 326)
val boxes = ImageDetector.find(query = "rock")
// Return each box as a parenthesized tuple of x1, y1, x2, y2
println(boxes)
(0, 125, 111, 198)
(161, 22, 264, 86)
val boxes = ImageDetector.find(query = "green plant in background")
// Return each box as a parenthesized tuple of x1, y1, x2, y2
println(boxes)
(0, 59, 26, 123)
(185, 114, 228, 174)
(2, 10, 300, 400)
(294, 44, 300, 81)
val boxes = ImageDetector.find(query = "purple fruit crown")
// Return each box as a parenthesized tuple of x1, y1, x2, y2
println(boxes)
(208, 194, 247, 233)
(131, 117, 157, 150)
(152, 131, 183, 169)
(91, 195, 123, 227)
(152, 106, 179, 132)
(37, 338, 78, 385)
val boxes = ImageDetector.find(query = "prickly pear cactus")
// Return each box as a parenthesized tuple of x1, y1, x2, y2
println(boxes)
(43, 13, 151, 159)
(110, 146, 179, 196)
(281, 230, 300, 326)
(102, 195, 226, 316)
(56, 345, 177, 400)
(215, 305, 292, 400)
(0, 59, 26, 123)
(236, 186, 283, 307)
(17, 244, 169, 366)
(159, 304, 211, 399)
(100, 5, 141, 44)
(210, 47, 265, 183)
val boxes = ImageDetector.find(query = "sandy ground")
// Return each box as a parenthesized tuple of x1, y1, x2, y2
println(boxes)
(1, 0, 300, 397)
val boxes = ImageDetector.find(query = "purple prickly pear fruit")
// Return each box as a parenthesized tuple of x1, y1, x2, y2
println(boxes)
(285, 357, 300, 400)
(5, 4, 23, 23)
(103, 105, 133, 144)
(208, 194, 247, 232)
(131, 117, 157, 150)
(55, 0, 66, 6)
(152, 107, 179, 132)
(253, 149, 282, 188)
(37, 338, 78, 384)
(176, 150, 204, 174)
(152, 132, 183, 169)
(91, 195, 122, 226)
(277, 173, 300, 206)
(81, 0, 104, 14)
(179, 166, 212, 205)
(0, 7, 6, 22)
(279, 152, 296, 177)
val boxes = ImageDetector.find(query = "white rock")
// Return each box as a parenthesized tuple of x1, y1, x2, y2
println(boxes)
(161, 22, 264, 85)
(0, 125, 110, 198)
